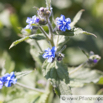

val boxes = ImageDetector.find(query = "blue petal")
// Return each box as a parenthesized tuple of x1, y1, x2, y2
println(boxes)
(25, 25, 32, 30)
(45, 48, 51, 52)
(42, 53, 48, 58)
(26, 17, 32, 24)
(60, 25, 66, 32)
(48, 57, 53, 63)
(10, 72, 15, 78)
(5, 81, 11, 87)
(0, 81, 3, 89)
(11, 78, 17, 84)
(60, 15, 65, 21)
(65, 18, 71, 24)
(51, 46, 57, 52)
(66, 25, 71, 30)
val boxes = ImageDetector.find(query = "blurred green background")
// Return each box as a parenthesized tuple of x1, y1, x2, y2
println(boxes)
(0, 0, 103, 102)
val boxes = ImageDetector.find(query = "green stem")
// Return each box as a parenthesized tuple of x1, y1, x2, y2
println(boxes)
(47, 19, 55, 47)
(69, 62, 86, 75)
(35, 40, 43, 52)
(39, 26, 50, 41)
(16, 82, 45, 93)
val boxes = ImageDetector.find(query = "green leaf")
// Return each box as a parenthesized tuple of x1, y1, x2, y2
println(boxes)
(70, 9, 84, 28)
(42, 60, 71, 95)
(9, 34, 45, 49)
(0, 51, 15, 74)
(98, 77, 103, 85)
(69, 68, 103, 87)
(71, 28, 97, 37)
(54, 35, 70, 50)
(9, 36, 30, 49)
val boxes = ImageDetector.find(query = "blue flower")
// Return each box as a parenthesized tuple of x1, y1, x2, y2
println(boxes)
(56, 15, 71, 32)
(42, 47, 57, 62)
(3, 72, 17, 87)
(25, 15, 40, 30)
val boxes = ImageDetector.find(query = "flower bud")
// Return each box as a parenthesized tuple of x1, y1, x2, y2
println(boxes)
(56, 53, 64, 61)
(38, 18, 47, 25)
(87, 53, 101, 67)
(37, 7, 51, 19)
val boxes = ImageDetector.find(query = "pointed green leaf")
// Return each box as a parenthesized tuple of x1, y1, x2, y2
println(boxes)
(69, 68, 103, 87)
(70, 9, 84, 28)
(9, 36, 30, 49)
(71, 28, 97, 37)
(9, 34, 45, 49)
(42, 60, 71, 95)
(54, 35, 70, 50)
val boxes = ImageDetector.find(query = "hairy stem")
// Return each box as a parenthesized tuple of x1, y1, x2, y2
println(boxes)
(35, 40, 43, 52)
(47, 19, 55, 47)
(39, 26, 50, 41)
(16, 82, 45, 93)
(69, 62, 86, 75)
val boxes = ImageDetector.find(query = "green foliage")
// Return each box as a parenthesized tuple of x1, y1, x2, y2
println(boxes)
(70, 9, 84, 28)
(69, 68, 103, 87)
(9, 34, 45, 49)
(42, 60, 71, 95)
(0, 0, 103, 103)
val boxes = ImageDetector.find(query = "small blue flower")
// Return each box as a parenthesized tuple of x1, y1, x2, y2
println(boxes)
(3, 72, 17, 87)
(25, 15, 40, 30)
(56, 15, 71, 32)
(42, 47, 57, 63)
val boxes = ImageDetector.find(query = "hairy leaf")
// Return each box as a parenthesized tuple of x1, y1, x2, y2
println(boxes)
(69, 68, 103, 87)
(70, 9, 84, 28)
(42, 60, 71, 95)
(9, 34, 45, 49)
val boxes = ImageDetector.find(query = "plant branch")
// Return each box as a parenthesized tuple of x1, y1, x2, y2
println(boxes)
(69, 62, 86, 75)
(16, 82, 45, 93)
(39, 26, 50, 41)
(35, 40, 43, 52)
(47, 19, 55, 47)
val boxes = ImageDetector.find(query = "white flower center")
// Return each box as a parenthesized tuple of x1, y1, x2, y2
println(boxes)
(48, 52, 52, 55)
(63, 21, 66, 25)
(7, 77, 11, 80)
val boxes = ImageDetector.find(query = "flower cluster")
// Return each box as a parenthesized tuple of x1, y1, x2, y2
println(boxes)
(56, 15, 71, 32)
(0, 72, 17, 89)
(25, 15, 39, 30)
(37, 7, 51, 19)
(42, 47, 57, 63)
